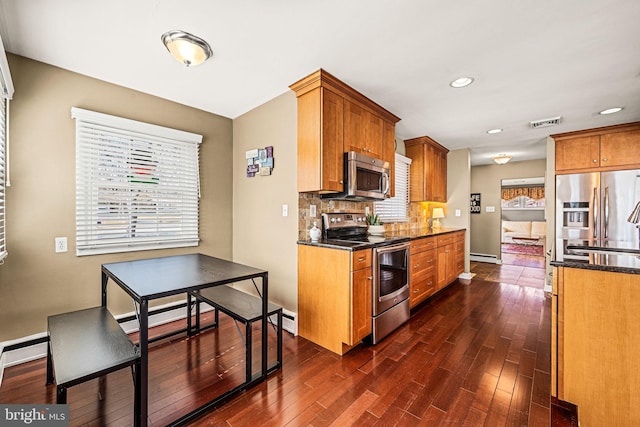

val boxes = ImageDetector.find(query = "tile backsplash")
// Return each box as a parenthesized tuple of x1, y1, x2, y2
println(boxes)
(298, 193, 445, 240)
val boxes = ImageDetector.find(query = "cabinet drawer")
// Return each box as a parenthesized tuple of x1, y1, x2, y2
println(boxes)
(436, 233, 455, 246)
(410, 237, 435, 254)
(410, 272, 435, 307)
(454, 231, 465, 242)
(411, 249, 436, 276)
(352, 249, 372, 271)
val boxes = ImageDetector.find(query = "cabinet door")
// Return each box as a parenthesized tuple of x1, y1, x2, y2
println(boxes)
(351, 267, 372, 343)
(433, 148, 448, 202)
(436, 245, 449, 290)
(555, 136, 600, 172)
(297, 87, 344, 192)
(600, 129, 640, 169)
(344, 99, 383, 159)
(406, 143, 426, 202)
(454, 238, 465, 277)
(382, 121, 396, 198)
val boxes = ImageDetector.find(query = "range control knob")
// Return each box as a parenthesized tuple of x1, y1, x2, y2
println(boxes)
(330, 218, 336, 223)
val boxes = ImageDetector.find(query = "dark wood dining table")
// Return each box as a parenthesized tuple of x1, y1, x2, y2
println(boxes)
(101, 253, 270, 426)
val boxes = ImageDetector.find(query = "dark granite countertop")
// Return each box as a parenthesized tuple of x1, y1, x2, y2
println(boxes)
(297, 227, 465, 251)
(551, 245, 640, 275)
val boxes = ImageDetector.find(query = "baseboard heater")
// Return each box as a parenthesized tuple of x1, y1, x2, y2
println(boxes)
(470, 252, 501, 264)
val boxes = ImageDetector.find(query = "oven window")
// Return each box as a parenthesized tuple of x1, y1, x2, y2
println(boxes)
(356, 168, 381, 192)
(378, 250, 408, 297)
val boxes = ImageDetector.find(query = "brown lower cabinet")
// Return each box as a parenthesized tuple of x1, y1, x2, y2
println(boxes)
(552, 266, 640, 426)
(298, 245, 372, 355)
(411, 230, 465, 308)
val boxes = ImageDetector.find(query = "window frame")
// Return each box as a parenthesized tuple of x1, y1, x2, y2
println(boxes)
(374, 153, 412, 223)
(72, 107, 202, 256)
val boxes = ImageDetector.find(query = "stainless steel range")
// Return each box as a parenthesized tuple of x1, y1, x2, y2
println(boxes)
(322, 213, 410, 344)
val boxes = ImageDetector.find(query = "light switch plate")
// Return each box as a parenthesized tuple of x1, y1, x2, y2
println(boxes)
(310, 205, 317, 217)
(486, 206, 496, 213)
(282, 204, 288, 217)
(455, 209, 461, 217)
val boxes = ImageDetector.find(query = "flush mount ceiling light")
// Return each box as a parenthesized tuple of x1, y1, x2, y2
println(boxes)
(161, 30, 212, 67)
(487, 128, 503, 134)
(492, 154, 512, 165)
(449, 76, 474, 88)
(599, 107, 623, 115)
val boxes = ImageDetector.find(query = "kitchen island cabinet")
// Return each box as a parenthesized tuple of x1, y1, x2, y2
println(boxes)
(553, 121, 640, 173)
(290, 69, 400, 197)
(552, 265, 640, 426)
(298, 245, 372, 355)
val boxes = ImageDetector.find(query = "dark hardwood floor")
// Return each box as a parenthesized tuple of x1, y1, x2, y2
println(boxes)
(0, 259, 552, 426)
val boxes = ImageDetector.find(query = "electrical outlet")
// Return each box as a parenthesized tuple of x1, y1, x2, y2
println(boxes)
(310, 205, 317, 217)
(455, 209, 461, 217)
(282, 204, 288, 217)
(55, 237, 68, 253)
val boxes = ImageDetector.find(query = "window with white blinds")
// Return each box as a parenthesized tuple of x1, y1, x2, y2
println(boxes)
(0, 98, 8, 262)
(72, 107, 202, 256)
(375, 153, 412, 222)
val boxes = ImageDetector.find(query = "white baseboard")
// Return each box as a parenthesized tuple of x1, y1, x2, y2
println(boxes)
(0, 300, 298, 387)
(470, 252, 502, 264)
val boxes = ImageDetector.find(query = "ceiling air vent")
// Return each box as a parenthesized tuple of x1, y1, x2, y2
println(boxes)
(529, 116, 562, 129)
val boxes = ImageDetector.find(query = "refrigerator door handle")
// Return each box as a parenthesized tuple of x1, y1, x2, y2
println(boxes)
(604, 186, 609, 239)
(593, 187, 598, 239)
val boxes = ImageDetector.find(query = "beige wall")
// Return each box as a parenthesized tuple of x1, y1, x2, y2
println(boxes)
(232, 91, 299, 312)
(470, 159, 547, 259)
(0, 55, 233, 341)
(444, 149, 471, 273)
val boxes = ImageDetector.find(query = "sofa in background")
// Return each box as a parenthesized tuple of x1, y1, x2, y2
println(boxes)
(501, 220, 546, 246)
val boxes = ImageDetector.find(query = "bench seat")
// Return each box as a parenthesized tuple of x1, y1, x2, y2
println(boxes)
(46, 307, 140, 425)
(189, 285, 282, 382)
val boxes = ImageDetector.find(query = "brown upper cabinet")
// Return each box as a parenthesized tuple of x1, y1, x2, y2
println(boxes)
(404, 136, 449, 202)
(553, 122, 640, 173)
(290, 69, 400, 196)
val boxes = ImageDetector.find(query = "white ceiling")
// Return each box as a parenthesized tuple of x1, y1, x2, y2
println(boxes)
(1, 0, 639, 165)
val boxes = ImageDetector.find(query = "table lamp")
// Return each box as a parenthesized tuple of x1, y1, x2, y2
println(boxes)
(432, 208, 445, 228)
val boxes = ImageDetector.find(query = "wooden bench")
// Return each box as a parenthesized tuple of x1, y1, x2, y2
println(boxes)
(46, 307, 141, 426)
(188, 285, 282, 383)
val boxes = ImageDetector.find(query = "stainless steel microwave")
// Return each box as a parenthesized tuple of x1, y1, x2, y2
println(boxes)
(322, 151, 390, 201)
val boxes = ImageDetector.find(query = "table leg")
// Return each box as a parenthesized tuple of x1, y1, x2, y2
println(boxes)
(139, 299, 149, 427)
(261, 274, 268, 381)
(101, 272, 108, 307)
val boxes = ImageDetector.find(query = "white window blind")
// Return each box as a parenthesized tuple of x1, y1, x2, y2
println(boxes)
(72, 107, 202, 256)
(375, 153, 412, 222)
(0, 98, 8, 262)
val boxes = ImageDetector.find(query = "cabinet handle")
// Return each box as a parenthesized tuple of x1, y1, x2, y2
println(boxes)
(415, 263, 420, 267)
(358, 257, 366, 261)
(413, 289, 419, 293)
(593, 159, 598, 163)
(427, 281, 432, 286)
(602, 158, 608, 162)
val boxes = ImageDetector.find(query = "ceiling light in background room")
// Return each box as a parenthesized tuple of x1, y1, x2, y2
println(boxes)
(492, 154, 512, 165)
(599, 107, 623, 115)
(449, 76, 474, 88)
(161, 30, 212, 67)
(487, 128, 503, 134)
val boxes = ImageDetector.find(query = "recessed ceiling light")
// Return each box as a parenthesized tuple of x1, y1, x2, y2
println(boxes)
(599, 107, 623, 115)
(487, 128, 503, 134)
(449, 77, 474, 88)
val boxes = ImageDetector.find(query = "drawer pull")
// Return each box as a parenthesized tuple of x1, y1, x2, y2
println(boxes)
(358, 257, 366, 262)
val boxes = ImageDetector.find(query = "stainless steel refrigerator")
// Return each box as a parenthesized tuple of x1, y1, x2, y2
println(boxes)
(556, 169, 640, 267)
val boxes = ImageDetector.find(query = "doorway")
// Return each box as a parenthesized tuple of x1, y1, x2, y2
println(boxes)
(500, 177, 546, 269)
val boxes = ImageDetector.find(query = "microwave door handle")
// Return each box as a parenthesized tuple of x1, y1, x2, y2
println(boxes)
(592, 187, 598, 239)
(381, 172, 390, 196)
